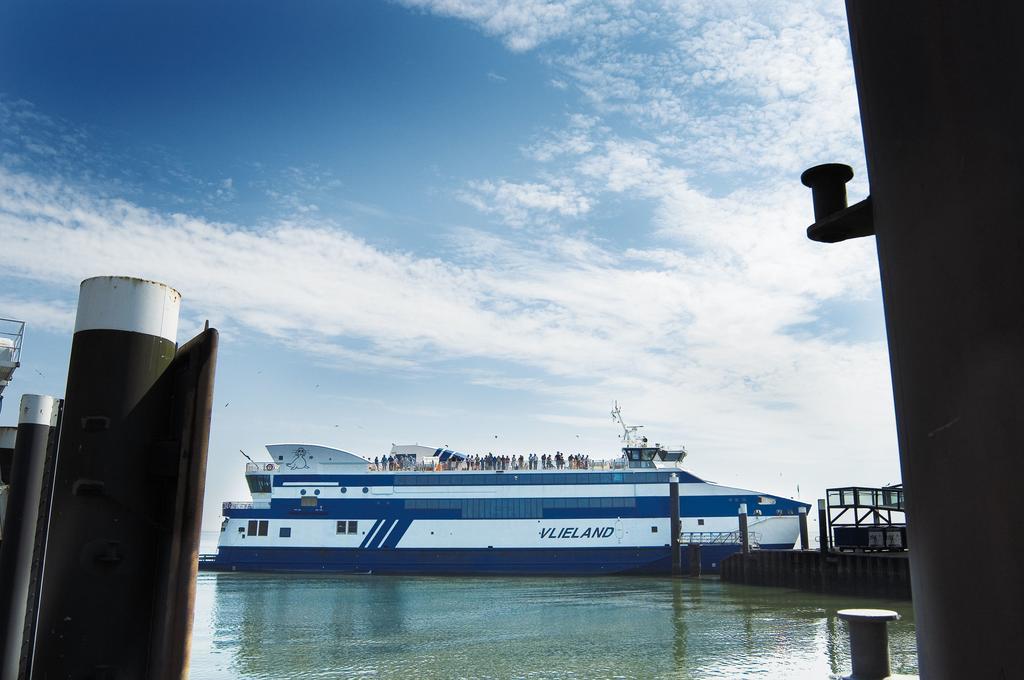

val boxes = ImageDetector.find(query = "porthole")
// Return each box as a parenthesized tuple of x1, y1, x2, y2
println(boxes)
(362, 487, 368, 494)
(314, 489, 321, 496)
(341, 487, 347, 493)
(300, 489, 307, 496)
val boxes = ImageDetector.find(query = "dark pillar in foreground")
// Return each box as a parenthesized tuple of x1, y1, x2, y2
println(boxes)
(840, 4, 1024, 676)
(31, 276, 218, 679)
(0, 396, 58, 680)
(798, 507, 809, 550)
(669, 473, 681, 576)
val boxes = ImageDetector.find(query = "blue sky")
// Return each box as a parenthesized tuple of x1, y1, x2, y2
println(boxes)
(0, 0, 898, 529)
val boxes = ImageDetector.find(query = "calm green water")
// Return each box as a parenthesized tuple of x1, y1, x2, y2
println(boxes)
(188, 573, 917, 679)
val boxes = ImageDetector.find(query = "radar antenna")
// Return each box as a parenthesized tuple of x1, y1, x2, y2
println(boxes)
(611, 401, 644, 448)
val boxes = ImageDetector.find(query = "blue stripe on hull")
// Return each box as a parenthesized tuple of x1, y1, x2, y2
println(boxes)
(204, 543, 794, 576)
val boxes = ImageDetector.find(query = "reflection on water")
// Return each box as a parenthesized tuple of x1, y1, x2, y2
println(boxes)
(189, 573, 917, 679)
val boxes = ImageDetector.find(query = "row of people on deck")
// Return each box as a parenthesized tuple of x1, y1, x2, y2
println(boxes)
(369, 452, 592, 471)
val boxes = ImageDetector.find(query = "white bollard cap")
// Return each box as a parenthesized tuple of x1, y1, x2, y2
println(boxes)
(74, 276, 181, 343)
(19, 395, 59, 427)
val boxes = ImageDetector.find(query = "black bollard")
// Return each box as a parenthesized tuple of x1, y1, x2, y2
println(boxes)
(838, 608, 899, 679)
(670, 473, 681, 576)
(0, 395, 58, 680)
(32, 277, 182, 678)
(799, 506, 810, 550)
(738, 503, 749, 554)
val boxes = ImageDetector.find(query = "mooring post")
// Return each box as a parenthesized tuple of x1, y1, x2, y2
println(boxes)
(818, 498, 829, 554)
(32, 277, 181, 677)
(0, 395, 58, 680)
(738, 503, 749, 554)
(0, 427, 15, 485)
(670, 473, 681, 576)
(838, 608, 899, 679)
(688, 543, 702, 577)
(798, 506, 809, 550)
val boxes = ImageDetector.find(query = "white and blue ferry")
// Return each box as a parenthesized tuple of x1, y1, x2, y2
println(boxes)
(206, 407, 809, 575)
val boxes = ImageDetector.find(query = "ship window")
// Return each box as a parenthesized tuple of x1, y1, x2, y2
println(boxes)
(698, 519, 705, 526)
(651, 526, 658, 533)
(348, 521, 357, 534)
(301, 496, 318, 507)
(257, 520, 268, 536)
(246, 475, 271, 493)
(280, 527, 291, 538)
(247, 520, 258, 534)
(337, 521, 346, 534)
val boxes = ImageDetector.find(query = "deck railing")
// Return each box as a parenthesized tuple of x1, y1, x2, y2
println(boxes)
(681, 531, 761, 548)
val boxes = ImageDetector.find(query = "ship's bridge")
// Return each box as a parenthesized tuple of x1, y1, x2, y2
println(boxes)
(622, 445, 686, 469)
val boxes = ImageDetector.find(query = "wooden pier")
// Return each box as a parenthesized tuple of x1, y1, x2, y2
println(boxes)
(720, 549, 911, 600)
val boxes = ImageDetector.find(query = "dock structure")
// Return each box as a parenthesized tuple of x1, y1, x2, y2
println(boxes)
(720, 549, 911, 600)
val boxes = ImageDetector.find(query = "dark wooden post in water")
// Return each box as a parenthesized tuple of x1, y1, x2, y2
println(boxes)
(669, 473, 681, 576)
(798, 506, 809, 550)
(817, 499, 829, 554)
(738, 503, 749, 554)
(688, 544, 702, 577)
(31, 276, 218, 680)
(802, 4, 1024, 674)
(0, 395, 58, 680)
(0, 427, 15, 485)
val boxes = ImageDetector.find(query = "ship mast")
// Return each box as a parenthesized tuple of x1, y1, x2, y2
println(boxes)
(611, 401, 646, 448)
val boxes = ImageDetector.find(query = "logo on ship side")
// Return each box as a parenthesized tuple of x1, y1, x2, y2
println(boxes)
(540, 527, 615, 539)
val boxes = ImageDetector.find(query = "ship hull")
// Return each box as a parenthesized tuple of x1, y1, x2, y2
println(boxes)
(204, 542, 796, 575)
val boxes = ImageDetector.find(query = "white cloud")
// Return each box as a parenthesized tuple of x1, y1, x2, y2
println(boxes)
(0, 164, 895, 481)
(457, 178, 591, 227)
(399, 0, 624, 52)
(0, 296, 76, 334)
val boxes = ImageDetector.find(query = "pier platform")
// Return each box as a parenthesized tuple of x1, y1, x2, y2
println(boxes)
(720, 549, 911, 599)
